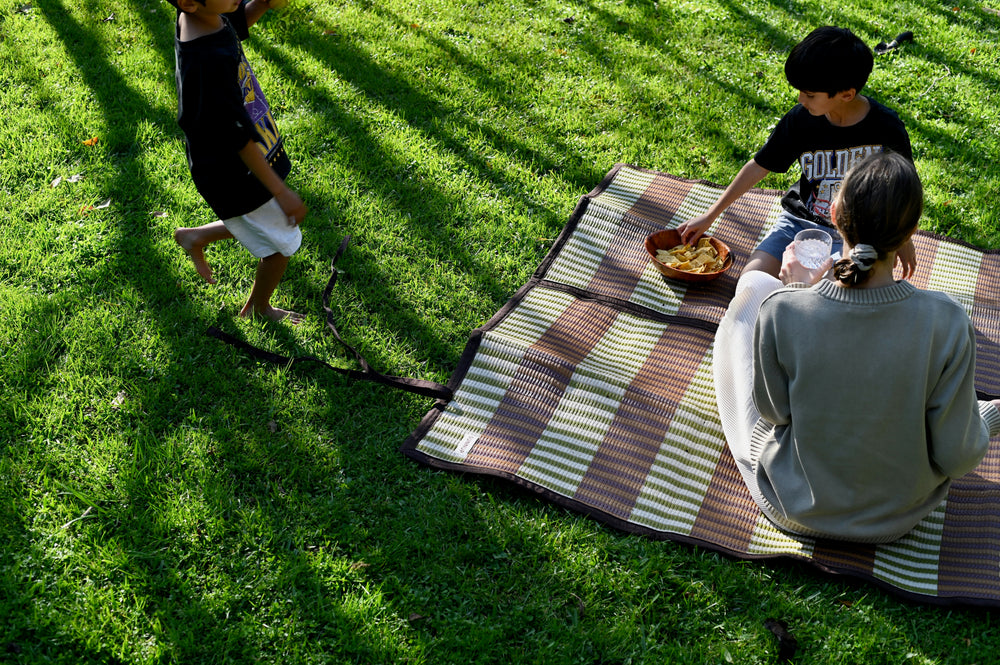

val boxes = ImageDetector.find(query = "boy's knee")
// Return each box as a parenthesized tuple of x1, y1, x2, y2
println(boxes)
(740, 251, 782, 278)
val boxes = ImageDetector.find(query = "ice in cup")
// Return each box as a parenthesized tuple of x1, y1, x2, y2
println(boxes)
(794, 228, 833, 269)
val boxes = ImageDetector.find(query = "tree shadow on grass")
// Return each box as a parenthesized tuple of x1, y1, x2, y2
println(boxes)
(2, 0, 404, 660)
(227, 6, 615, 373)
(575, 0, 792, 159)
(17, 1, 1000, 661)
(227, 1, 789, 375)
(5, 0, 689, 661)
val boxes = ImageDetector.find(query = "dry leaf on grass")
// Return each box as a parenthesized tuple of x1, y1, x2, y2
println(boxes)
(80, 198, 111, 214)
(50, 174, 83, 188)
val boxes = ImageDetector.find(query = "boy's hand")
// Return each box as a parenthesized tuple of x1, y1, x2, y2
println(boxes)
(276, 187, 307, 226)
(235, 141, 304, 224)
(676, 159, 767, 245)
(245, 0, 284, 28)
(895, 238, 917, 280)
(779, 243, 832, 286)
(676, 214, 714, 245)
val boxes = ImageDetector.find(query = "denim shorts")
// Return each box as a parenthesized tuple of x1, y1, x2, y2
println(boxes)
(755, 210, 843, 261)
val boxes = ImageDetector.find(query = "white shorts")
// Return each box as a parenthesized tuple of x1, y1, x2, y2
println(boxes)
(222, 197, 302, 258)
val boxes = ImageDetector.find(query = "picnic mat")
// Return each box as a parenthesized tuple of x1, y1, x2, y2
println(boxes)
(400, 163, 1000, 608)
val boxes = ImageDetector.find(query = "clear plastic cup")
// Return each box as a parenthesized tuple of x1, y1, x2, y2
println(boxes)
(793, 228, 833, 269)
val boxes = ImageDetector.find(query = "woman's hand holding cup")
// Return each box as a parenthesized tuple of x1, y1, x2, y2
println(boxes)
(780, 242, 834, 285)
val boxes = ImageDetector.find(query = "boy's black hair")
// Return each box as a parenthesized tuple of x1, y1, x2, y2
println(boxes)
(784, 26, 874, 96)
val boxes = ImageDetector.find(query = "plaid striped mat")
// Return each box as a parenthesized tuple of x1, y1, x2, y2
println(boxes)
(401, 164, 1000, 607)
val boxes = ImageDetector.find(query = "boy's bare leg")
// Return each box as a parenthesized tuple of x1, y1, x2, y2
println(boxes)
(174, 221, 233, 284)
(740, 250, 782, 278)
(239, 252, 303, 324)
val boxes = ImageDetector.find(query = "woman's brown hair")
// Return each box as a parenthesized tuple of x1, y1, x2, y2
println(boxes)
(832, 151, 923, 286)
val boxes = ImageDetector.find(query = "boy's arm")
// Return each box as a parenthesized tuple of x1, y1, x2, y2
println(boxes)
(238, 140, 308, 225)
(244, 0, 273, 28)
(677, 159, 769, 244)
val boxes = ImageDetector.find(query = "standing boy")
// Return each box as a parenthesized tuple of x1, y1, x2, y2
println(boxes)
(677, 26, 915, 278)
(168, 0, 307, 322)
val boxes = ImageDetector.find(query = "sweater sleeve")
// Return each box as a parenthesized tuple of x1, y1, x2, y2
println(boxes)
(925, 319, 992, 478)
(979, 401, 1000, 437)
(751, 296, 791, 426)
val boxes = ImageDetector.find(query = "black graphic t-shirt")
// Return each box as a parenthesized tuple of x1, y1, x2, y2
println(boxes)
(174, 2, 291, 220)
(754, 99, 912, 224)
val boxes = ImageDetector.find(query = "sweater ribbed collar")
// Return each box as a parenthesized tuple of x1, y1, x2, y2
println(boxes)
(812, 277, 917, 305)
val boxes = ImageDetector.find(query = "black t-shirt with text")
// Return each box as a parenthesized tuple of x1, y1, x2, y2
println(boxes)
(754, 99, 912, 224)
(174, 2, 291, 220)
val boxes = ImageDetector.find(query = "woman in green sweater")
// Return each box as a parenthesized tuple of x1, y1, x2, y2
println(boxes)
(713, 151, 1000, 543)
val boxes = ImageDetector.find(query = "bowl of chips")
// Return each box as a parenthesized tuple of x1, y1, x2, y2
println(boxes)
(645, 229, 733, 282)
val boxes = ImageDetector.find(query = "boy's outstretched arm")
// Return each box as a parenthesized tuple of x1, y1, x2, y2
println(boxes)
(238, 140, 308, 224)
(677, 159, 769, 244)
(245, 0, 274, 28)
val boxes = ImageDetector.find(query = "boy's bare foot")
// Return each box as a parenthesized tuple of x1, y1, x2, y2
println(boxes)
(239, 303, 305, 324)
(174, 228, 217, 284)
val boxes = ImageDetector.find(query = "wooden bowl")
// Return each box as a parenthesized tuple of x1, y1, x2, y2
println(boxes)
(644, 229, 733, 283)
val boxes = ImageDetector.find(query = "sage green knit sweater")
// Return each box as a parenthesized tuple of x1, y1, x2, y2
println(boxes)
(749, 279, 1000, 542)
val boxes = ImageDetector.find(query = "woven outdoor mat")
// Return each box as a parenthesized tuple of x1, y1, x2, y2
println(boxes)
(400, 164, 1000, 607)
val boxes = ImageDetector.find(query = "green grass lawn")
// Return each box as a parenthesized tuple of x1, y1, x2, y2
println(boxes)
(2, 0, 1000, 662)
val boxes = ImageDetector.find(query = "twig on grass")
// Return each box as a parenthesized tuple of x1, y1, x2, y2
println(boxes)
(915, 64, 951, 99)
(60, 506, 95, 530)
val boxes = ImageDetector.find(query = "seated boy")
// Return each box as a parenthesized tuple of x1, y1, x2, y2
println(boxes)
(677, 26, 916, 278)
(168, 0, 308, 323)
